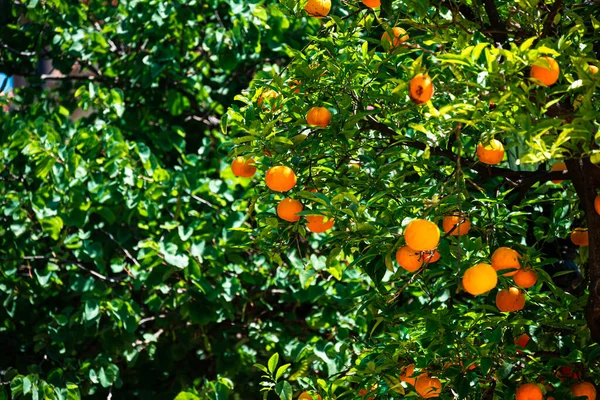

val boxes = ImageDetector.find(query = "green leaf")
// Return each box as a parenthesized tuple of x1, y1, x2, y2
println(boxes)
(268, 353, 279, 374)
(274, 381, 292, 400)
(275, 364, 291, 381)
(174, 392, 200, 400)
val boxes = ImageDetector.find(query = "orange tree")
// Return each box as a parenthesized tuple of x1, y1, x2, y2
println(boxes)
(225, 0, 600, 398)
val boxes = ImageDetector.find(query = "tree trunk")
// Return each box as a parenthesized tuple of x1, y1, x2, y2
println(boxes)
(566, 158, 600, 343)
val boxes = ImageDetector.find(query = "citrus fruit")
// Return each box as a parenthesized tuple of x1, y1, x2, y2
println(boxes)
(476, 139, 505, 165)
(513, 269, 538, 288)
(396, 245, 423, 272)
(415, 374, 441, 398)
(558, 366, 583, 381)
(361, 0, 380, 8)
(231, 156, 257, 178)
(306, 215, 334, 233)
(571, 382, 596, 400)
(590, 65, 599, 74)
(277, 198, 303, 222)
(531, 56, 560, 86)
(571, 228, 589, 246)
(381, 27, 409, 49)
(595, 194, 600, 215)
(491, 247, 521, 276)
(514, 333, 530, 348)
(404, 219, 440, 251)
(266, 166, 297, 192)
(550, 162, 567, 183)
(515, 383, 543, 400)
(462, 263, 498, 295)
(304, 0, 331, 18)
(298, 392, 322, 400)
(496, 287, 526, 312)
(306, 106, 332, 127)
(442, 214, 471, 236)
(257, 89, 279, 109)
(400, 363, 416, 386)
(409, 73, 434, 104)
(423, 250, 441, 263)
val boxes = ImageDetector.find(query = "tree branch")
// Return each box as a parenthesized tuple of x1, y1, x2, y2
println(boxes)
(541, 0, 564, 38)
(481, 0, 509, 44)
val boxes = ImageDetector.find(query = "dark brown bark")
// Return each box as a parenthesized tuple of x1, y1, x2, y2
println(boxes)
(565, 158, 600, 343)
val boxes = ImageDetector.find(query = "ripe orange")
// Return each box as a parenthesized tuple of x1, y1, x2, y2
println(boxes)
(306, 215, 334, 233)
(400, 363, 416, 386)
(571, 228, 589, 247)
(381, 27, 409, 49)
(590, 65, 599, 74)
(513, 269, 538, 289)
(530, 56, 560, 86)
(514, 333, 530, 348)
(298, 392, 322, 400)
(396, 245, 423, 272)
(304, 0, 331, 18)
(515, 383, 543, 400)
(423, 250, 441, 263)
(550, 162, 567, 183)
(231, 156, 257, 178)
(415, 374, 441, 398)
(571, 382, 596, 400)
(595, 194, 600, 215)
(404, 219, 440, 251)
(306, 107, 332, 127)
(277, 198, 303, 222)
(496, 287, 526, 312)
(358, 384, 377, 400)
(409, 73, 434, 105)
(361, 0, 380, 8)
(476, 139, 505, 165)
(266, 166, 297, 192)
(442, 214, 471, 236)
(462, 263, 498, 295)
(491, 247, 522, 276)
(257, 89, 279, 109)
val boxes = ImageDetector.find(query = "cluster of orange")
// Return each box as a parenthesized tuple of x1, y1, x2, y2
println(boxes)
(516, 380, 596, 400)
(231, 158, 334, 233)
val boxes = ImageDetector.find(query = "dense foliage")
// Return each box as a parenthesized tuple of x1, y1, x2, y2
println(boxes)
(0, 1, 351, 399)
(225, 0, 600, 399)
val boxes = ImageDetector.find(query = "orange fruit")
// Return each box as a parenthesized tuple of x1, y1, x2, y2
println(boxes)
(298, 392, 322, 400)
(462, 263, 498, 295)
(514, 333, 530, 348)
(257, 89, 279, 109)
(306, 107, 332, 127)
(571, 382, 596, 400)
(558, 366, 583, 381)
(595, 194, 600, 215)
(304, 0, 331, 18)
(400, 364, 417, 386)
(306, 215, 334, 233)
(530, 56, 560, 86)
(404, 219, 440, 251)
(513, 269, 538, 288)
(491, 247, 522, 276)
(550, 162, 567, 183)
(361, 0, 380, 8)
(496, 287, 526, 312)
(231, 156, 257, 178)
(266, 166, 297, 192)
(571, 228, 589, 247)
(515, 383, 543, 400)
(396, 245, 423, 272)
(442, 214, 471, 236)
(423, 250, 441, 263)
(476, 139, 505, 165)
(358, 384, 377, 400)
(590, 65, 599, 74)
(277, 198, 303, 222)
(381, 27, 409, 49)
(415, 374, 441, 398)
(409, 73, 434, 104)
